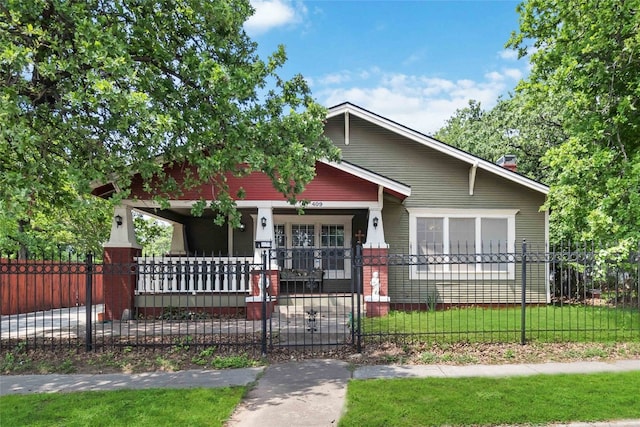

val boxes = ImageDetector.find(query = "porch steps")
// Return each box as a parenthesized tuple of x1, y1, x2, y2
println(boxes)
(269, 294, 360, 347)
(276, 294, 356, 316)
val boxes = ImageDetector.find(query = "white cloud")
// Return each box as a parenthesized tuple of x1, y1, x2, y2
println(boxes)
(498, 49, 519, 60)
(245, 0, 305, 35)
(317, 68, 514, 134)
(503, 68, 523, 80)
(314, 69, 375, 86)
(485, 71, 504, 82)
(318, 72, 352, 85)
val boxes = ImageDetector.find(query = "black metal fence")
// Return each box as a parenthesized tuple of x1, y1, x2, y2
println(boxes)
(1, 242, 638, 354)
(359, 242, 640, 346)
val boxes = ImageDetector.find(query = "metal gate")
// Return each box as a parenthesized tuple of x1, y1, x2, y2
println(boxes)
(264, 245, 362, 351)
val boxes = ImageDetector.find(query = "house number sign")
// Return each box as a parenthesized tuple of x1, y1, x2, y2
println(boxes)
(309, 201, 323, 207)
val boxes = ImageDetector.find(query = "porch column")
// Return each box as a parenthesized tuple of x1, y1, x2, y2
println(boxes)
(363, 209, 390, 316)
(103, 205, 142, 321)
(169, 223, 187, 255)
(364, 208, 389, 249)
(247, 207, 277, 320)
(254, 207, 275, 262)
(105, 205, 139, 248)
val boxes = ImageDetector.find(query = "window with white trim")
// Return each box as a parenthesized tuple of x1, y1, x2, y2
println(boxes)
(409, 209, 517, 279)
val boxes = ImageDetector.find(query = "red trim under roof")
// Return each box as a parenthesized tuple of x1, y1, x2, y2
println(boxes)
(101, 160, 410, 203)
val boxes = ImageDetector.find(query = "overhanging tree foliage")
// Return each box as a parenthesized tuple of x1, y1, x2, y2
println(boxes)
(0, 0, 339, 255)
(508, 0, 640, 244)
(434, 95, 566, 182)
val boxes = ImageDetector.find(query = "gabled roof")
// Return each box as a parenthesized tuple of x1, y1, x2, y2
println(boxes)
(327, 102, 549, 195)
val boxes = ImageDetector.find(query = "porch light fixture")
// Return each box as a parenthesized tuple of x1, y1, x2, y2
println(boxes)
(114, 214, 123, 228)
(260, 216, 267, 229)
(238, 221, 246, 232)
(373, 216, 379, 229)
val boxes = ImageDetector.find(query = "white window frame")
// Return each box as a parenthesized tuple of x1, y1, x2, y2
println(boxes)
(273, 214, 353, 279)
(408, 208, 518, 280)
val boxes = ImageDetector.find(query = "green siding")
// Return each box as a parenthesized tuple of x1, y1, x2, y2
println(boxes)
(327, 115, 547, 246)
(327, 115, 548, 304)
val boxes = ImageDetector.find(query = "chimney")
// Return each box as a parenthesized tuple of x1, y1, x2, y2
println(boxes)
(497, 155, 517, 172)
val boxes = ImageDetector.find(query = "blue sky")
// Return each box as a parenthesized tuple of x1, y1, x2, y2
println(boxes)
(245, 0, 528, 134)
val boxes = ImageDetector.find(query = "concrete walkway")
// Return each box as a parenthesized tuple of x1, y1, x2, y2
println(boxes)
(2, 359, 640, 426)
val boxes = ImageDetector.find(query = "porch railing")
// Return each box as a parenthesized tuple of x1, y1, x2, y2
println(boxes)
(134, 256, 255, 294)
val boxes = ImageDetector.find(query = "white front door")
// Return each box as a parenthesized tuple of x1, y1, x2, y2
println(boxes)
(273, 215, 352, 279)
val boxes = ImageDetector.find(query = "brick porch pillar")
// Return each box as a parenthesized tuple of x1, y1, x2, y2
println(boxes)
(102, 205, 142, 321)
(363, 207, 391, 317)
(363, 248, 390, 317)
(103, 247, 141, 321)
(246, 269, 278, 320)
(247, 208, 277, 320)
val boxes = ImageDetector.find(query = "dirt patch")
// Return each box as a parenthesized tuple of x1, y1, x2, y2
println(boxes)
(2, 341, 640, 375)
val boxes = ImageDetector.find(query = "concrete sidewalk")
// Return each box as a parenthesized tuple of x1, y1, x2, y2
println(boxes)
(0, 368, 263, 396)
(2, 359, 640, 426)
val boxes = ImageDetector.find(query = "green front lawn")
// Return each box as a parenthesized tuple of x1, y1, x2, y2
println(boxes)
(362, 305, 640, 342)
(3, 372, 640, 426)
(0, 387, 245, 427)
(340, 371, 640, 426)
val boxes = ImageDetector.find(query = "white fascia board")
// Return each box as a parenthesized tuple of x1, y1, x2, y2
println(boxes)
(406, 207, 520, 217)
(238, 200, 379, 209)
(122, 199, 380, 210)
(327, 103, 549, 195)
(319, 159, 411, 197)
(326, 103, 351, 119)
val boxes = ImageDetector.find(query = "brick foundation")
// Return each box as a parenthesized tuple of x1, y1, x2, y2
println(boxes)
(365, 300, 390, 317)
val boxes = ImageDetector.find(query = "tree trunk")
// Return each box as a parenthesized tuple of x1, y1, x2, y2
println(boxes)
(17, 219, 29, 260)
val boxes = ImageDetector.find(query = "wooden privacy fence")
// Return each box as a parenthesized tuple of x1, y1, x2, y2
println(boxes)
(0, 258, 104, 315)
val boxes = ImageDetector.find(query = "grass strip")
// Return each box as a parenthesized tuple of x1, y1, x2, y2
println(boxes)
(362, 306, 640, 343)
(340, 371, 640, 426)
(0, 387, 245, 427)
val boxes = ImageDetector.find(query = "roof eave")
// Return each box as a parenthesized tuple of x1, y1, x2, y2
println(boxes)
(326, 103, 549, 196)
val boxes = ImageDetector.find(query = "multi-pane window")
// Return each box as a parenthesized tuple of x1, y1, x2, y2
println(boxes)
(292, 224, 315, 248)
(292, 224, 315, 270)
(274, 224, 286, 248)
(274, 224, 286, 269)
(321, 225, 345, 271)
(411, 209, 516, 278)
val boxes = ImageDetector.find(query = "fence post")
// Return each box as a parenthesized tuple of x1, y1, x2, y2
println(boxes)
(261, 250, 268, 356)
(636, 241, 640, 314)
(354, 243, 363, 353)
(85, 253, 93, 352)
(520, 240, 527, 345)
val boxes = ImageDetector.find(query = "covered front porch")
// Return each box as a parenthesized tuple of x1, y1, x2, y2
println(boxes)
(99, 159, 411, 320)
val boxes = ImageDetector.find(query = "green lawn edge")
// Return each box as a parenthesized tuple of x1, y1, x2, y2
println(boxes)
(339, 371, 640, 427)
(0, 387, 246, 427)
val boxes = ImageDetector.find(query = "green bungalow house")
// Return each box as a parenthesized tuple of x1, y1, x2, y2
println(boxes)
(95, 102, 549, 320)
